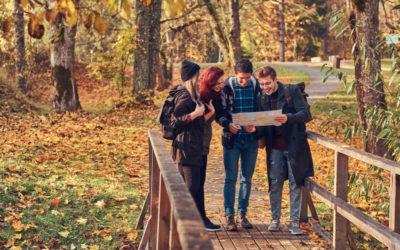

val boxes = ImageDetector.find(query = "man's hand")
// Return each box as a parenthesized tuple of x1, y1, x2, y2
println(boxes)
(205, 100, 215, 114)
(274, 115, 288, 124)
(229, 123, 241, 134)
(258, 137, 266, 149)
(244, 124, 256, 133)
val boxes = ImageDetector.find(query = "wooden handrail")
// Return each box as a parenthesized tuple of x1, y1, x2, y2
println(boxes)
(139, 130, 213, 250)
(306, 131, 400, 175)
(302, 131, 400, 250)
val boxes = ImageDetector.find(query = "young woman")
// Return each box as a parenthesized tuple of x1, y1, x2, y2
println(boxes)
(197, 66, 225, 231)
(170, 60, 210, 227)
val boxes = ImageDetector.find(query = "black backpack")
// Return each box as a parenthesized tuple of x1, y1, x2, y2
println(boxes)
(283, 82, 309, 106)
(158, 85, 181, 140)
(283, 82, 312, 122)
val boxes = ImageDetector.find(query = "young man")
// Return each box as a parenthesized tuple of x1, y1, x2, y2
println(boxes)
(257, 66, 314, 235)
(216, 59, 261, 231)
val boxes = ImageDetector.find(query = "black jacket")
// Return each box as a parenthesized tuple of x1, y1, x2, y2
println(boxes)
(170, 85, 205, 167)
(215, 76, 262, 140)
(258, 82, 314, 187)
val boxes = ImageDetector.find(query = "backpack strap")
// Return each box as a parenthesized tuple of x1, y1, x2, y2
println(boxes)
(283, 84, 294, 109)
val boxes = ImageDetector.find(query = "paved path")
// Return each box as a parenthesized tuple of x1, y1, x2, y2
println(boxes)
(204, 62, 340, 249)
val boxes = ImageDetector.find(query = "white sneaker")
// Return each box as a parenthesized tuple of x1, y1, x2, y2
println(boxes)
(289, 222, 304, 235)
(268, 220, 280, 231)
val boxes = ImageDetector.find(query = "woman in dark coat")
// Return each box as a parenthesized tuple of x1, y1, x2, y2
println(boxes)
(197, 66, 225, 231)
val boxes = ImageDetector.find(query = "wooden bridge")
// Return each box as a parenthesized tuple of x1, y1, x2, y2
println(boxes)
(137, 130, 400, 249)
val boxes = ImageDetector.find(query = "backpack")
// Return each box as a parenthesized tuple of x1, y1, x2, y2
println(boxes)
(158, 85, 181, 140)
(283, 82, 312, 122)
(228, 76, 258, 95)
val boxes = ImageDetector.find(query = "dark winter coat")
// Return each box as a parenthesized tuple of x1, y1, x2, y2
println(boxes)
(258, 82, 314, 187)
(170, 85, 205, 167)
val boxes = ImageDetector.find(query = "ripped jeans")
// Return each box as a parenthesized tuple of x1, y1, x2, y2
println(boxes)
(269, 149, 301, 222)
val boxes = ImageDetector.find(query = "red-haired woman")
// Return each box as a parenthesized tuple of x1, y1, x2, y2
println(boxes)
(198, 66, 225, 231)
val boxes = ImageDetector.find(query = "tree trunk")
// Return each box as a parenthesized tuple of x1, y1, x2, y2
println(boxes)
(14, 0, 28, 93)
(228, 0, 242, 66)
(133, 0, 162, 94)
(349, 11, 366, 131)
(278, 0, 286, 62)
(352, 0, 387, 156)
(203, 0, 231, 66)
(49, 0, 81, 112)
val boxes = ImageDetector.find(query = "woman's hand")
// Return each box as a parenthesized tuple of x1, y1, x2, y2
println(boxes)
(206, 100, 215, 114)
(190, 103, 205, 119)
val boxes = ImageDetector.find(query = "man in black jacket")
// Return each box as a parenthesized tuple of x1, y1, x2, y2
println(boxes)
(216, 59, 262, 231)
(257, 66, 314, 235)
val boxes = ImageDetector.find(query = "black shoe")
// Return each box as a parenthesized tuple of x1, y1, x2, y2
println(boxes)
(240, 213, 253, 229)
(204, 218, 221, 232)
(225, 215, 237, 231)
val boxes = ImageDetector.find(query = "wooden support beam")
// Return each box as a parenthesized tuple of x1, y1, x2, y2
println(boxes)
(333, 151, 349, 250)
(149, 146, 160, 250)
(157, 177, 171, 249)
(136, 192, 150, 230)
(390, 173, 400, 234)
(300, 187, 309, 223)
(169, 208, 182, 250)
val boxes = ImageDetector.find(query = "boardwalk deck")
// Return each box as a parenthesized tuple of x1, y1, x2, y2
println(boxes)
(204, 125, 325, 249)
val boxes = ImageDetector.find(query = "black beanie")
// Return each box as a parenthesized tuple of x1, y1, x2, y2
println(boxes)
(180, 60, 200, 81)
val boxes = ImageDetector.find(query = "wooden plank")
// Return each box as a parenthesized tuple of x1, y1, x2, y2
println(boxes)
(254, 223, 284, 250)
(169, 209, 181, 250)
(215, 217, 236, 250)
(390, 173, 400, 234)
(306, 131, 400, 175)
(157, 177, 170, 249)
(149, 144, 160, 250)
(305, 179, 400, 249)
(136, 191, 150, 230)
(245, 225, 273, 249)
(148, 130, 213, 250)
(138, 217, 151, 250)
(333, 151, 348, 250)
(300, 187, 309, 223)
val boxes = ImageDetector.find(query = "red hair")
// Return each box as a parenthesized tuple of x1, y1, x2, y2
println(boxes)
(199, 66, 224, 103)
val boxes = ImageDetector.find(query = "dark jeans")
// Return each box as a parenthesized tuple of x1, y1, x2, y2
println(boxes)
(179, 155, 207, 220)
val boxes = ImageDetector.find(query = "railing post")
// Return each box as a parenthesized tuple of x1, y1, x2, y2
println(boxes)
(149, 145, 160, 250)
(300, 187, 309, 222)
(334, 151, 349, 250)
(157, 176, 170, 249)
(169, 208, 181, 250)
(390, 173, 400, 234)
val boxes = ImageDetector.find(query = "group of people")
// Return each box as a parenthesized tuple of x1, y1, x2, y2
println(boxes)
(165, 59, 314, 235)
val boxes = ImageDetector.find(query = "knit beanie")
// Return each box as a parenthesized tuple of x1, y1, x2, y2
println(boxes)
(180, 60, 200, 81)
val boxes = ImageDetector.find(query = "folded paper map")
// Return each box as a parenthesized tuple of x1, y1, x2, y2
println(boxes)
(232, 110, 282, 126)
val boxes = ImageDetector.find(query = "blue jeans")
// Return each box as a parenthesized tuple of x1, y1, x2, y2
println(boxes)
(269, 149, 301, 222)
(223, 134, 258, 216)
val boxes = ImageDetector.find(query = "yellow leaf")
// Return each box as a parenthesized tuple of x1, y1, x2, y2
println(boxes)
(20, 0, 29, 10)
(76, 217, 87, 225)
(10, 247, 21, 250)
(119, 0, 132, 21)
(89, 245, 99, 250)
(59, 0, 78, 26)
(13, 234, 22, 240)
(95, 199, 105, 208)
(93, 15, 108, 35)
(106, 0, 118, 13)
(127, 230, 138, 241)
(58, 230, 69, 238)
(12, 221, 24, 232)
(142, 0, 152, 6)
(104, 235, 112, 241)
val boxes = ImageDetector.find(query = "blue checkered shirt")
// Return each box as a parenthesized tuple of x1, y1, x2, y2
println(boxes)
(232, 78, 256, 136)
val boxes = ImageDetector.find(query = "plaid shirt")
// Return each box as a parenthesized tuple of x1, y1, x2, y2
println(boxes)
(232, 78, 256, 136)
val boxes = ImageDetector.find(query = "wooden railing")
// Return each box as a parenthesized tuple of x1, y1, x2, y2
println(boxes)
(138, 129, 400, 249)
(301, 131, 400, 250)
(138, 130, 213, 250)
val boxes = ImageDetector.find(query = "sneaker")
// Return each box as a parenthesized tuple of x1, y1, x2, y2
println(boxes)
(268, 220, 280, 231)
(239, 213, 253, 229)
(225, 215, 237, 231)
(289, 222, 304, 235)
(204, 218, 221, 232)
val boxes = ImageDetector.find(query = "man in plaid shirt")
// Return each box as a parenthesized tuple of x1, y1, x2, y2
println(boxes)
(215, 59, 262, 231)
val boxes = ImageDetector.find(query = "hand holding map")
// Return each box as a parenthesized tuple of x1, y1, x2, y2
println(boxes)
(232, 110, 283, 126)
